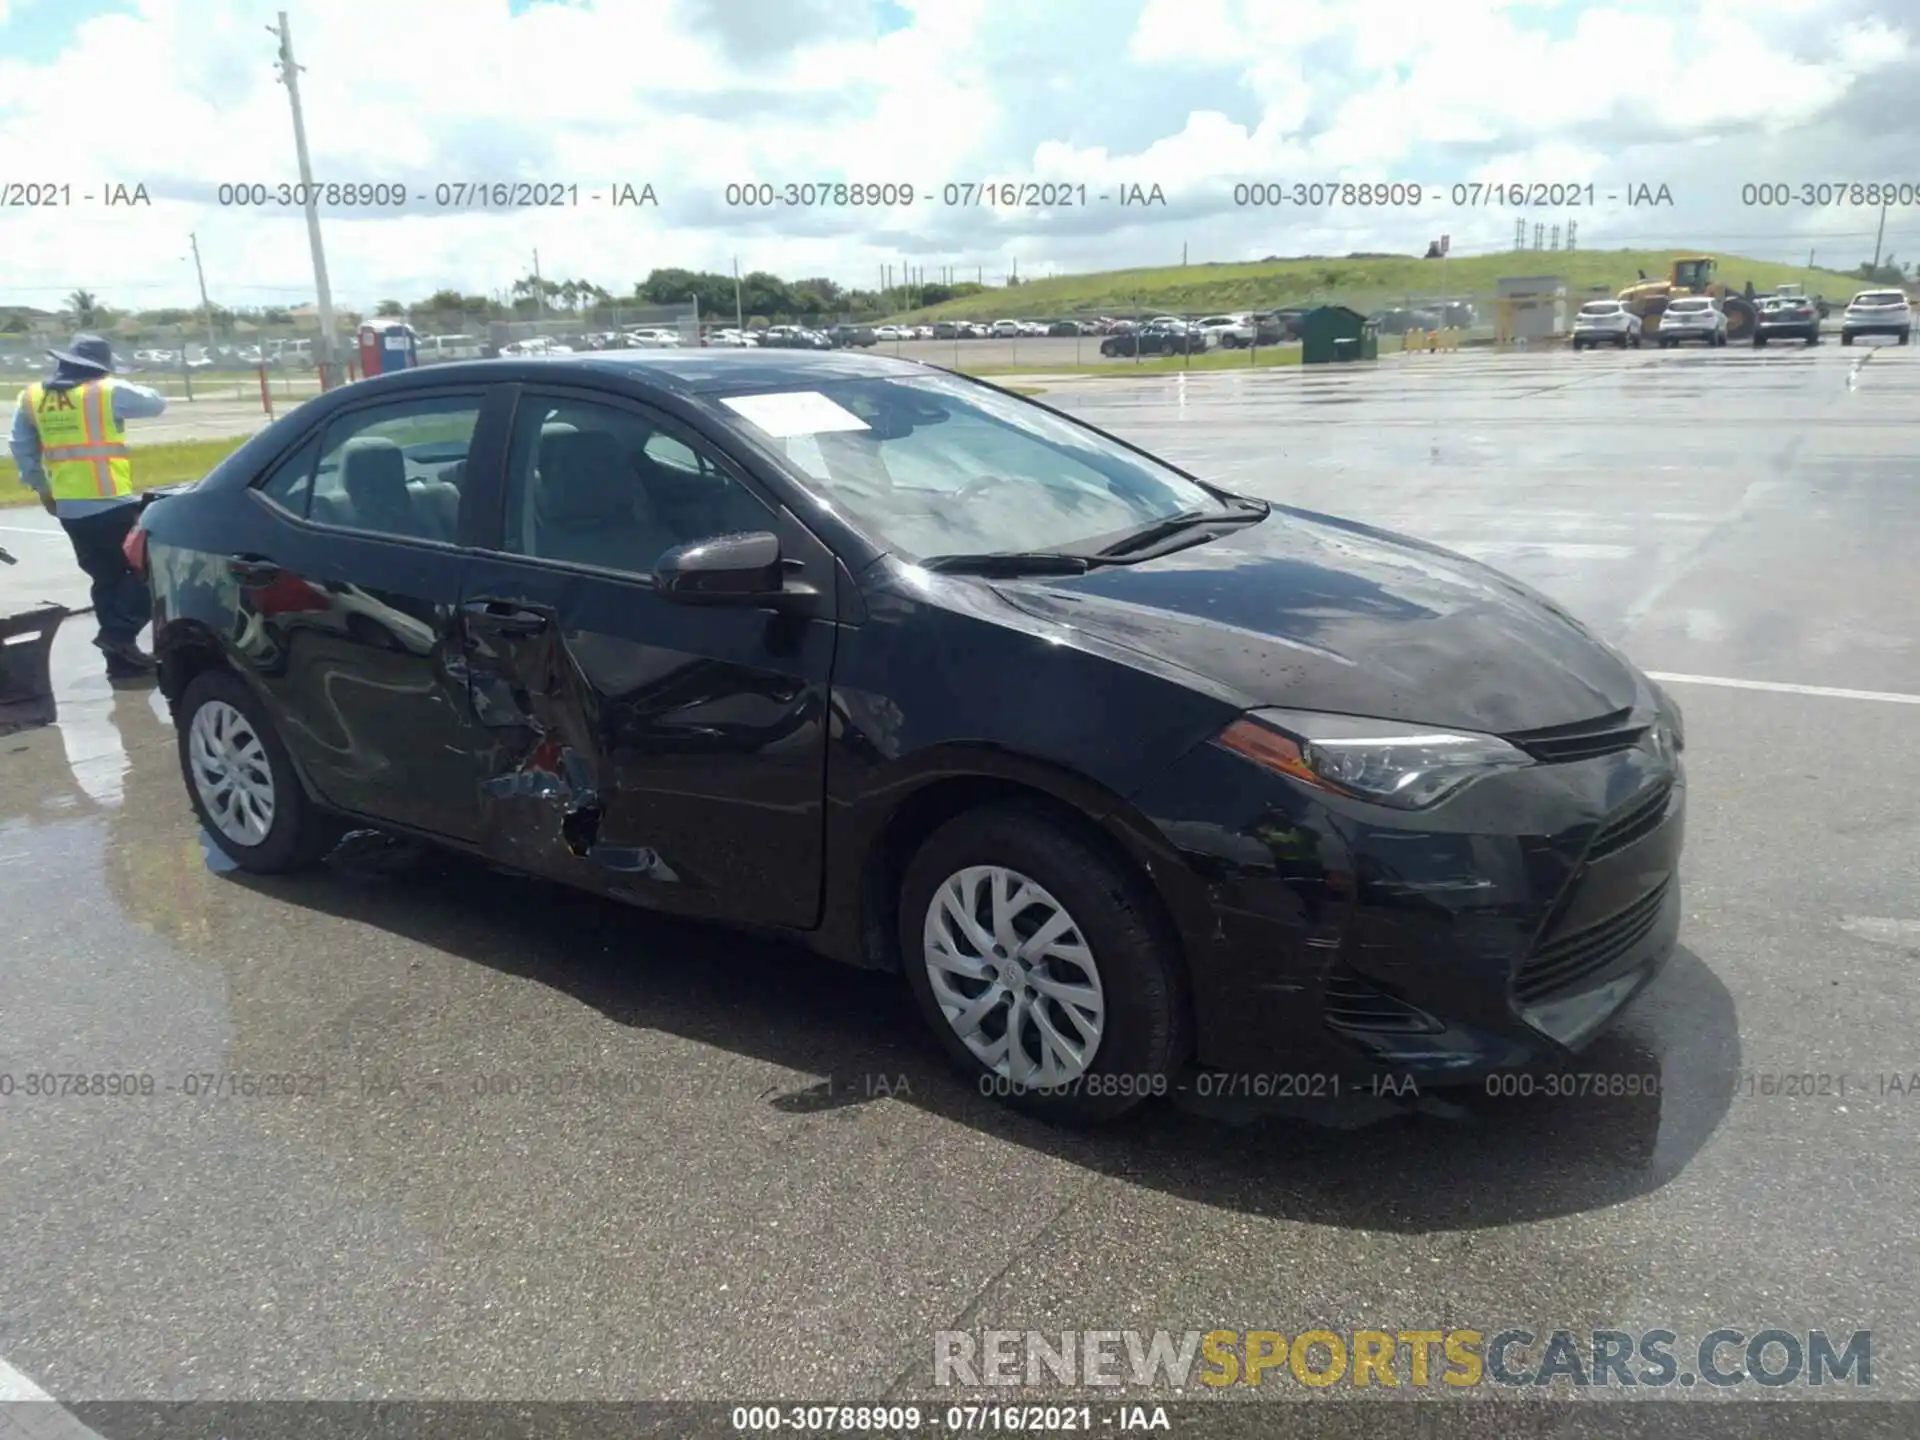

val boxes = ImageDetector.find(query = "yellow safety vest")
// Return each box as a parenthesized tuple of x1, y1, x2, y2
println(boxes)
(24, 378, 132, 501)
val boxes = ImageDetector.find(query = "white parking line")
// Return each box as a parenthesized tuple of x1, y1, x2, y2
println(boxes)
(1647, 671, 1920, 704)
(0, 526, 59, 539)
(0, 1357, 106, 1440)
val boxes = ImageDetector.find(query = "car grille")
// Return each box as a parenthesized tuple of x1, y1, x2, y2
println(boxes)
(1514, 878, 1671, 1005)
(1322, 969, 1443, 1035)
(1506, 707, 1649, 763)
(1587, 779, 1674, 861)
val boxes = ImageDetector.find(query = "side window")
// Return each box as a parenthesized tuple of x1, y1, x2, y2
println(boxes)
(307, 394, 482, 542)
(501, 396, 773, 576)
(255, 434, 322, 518)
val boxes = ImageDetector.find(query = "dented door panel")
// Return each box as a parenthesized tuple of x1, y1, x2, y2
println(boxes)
(459, 556, 835, 928)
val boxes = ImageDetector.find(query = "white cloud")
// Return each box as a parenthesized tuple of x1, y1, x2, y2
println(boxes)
(0, 0, 1914, 316)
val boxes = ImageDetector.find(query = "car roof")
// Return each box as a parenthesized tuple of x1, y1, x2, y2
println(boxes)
(345, 348, 935, 398)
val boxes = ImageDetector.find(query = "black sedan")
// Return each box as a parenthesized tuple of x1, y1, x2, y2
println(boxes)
(132, 350, 1685, 1123)
(1100, 320, 1207, 357)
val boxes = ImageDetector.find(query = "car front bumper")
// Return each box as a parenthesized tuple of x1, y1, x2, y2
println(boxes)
(1128, 718, 1684, 1085)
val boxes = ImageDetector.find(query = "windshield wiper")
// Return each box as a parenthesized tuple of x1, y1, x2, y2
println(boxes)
(1093, 500, 1267, 558)
(919, 552, 1096, 575)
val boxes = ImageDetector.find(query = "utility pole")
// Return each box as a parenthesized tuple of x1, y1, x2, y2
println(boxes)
(271, 12, 339, 388)
(532, 248, 546, 318)
(188, 232, 217, 354)
(733, 256, 744, 332)
(1871, 200, 1889, 274)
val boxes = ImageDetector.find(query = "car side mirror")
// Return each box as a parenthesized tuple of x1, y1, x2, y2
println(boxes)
(654, 530, 786, 605)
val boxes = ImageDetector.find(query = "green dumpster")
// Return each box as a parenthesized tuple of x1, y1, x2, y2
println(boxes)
(1300, 305, 1369, 364)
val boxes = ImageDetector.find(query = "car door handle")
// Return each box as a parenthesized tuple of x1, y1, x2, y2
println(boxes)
(227, 554, 282, 584)
(462, 600, 550, 635)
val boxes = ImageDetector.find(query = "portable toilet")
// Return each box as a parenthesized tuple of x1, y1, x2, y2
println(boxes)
(358, 319, 418, 378)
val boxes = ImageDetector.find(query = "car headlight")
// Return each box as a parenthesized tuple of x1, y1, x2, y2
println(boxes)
(1647, 681, 1685, 753)
(1214, 708, 1533, 810)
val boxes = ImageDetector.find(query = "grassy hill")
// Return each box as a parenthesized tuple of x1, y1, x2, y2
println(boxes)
(893, 250, 1876, 321)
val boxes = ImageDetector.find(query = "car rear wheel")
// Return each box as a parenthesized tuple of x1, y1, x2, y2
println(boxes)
(1753, 334, 1767, 348)
(1842, 332, 1855, 345)
(177, 669, 338, 874)
(1902, 329, 1912, 345)
(899, 805, 1188, 1124)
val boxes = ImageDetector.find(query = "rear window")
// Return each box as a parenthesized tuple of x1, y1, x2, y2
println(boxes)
(1580, 302, 1619, 315)
(1854, 291, 1907, 305)
(1668, 299, 1711, 312)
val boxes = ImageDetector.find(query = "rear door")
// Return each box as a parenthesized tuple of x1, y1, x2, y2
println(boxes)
(457, 383, 839, 928)
(232, 384, 510, 841)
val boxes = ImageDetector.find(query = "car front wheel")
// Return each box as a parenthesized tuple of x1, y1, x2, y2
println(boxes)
(177, 669, 338, 873)
(899, 805, 1189, 1124)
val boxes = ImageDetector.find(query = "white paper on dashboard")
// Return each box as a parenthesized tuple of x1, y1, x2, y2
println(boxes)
(720, 391, 871, 438)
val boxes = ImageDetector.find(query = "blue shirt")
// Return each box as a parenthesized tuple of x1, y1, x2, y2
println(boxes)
(10, 370, 169, 517)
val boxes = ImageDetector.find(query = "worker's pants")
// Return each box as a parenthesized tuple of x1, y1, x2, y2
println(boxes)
(60, 503, 151, 645)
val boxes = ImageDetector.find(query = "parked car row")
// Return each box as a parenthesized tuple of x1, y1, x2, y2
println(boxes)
(1573, 288, 1914, 352)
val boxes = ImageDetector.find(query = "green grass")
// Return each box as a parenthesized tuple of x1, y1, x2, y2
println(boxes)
(0, 437, 247, 507)
(889, 249, 1876, 322)
(962, 345, 1305, 378)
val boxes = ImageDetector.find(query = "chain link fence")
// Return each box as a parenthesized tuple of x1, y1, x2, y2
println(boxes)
(0, 283, 1618, 403)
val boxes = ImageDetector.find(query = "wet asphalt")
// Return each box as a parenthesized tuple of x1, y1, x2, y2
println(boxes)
(0, 342, 1916, 1413)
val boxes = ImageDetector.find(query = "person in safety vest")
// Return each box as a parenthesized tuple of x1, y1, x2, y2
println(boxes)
(9, 334, 169, 679)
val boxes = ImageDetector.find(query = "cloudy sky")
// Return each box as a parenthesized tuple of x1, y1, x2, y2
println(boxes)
(1, 0, 1918, 312)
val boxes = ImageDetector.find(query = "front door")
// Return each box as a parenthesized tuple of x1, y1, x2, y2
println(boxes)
(457, 385, 838, 929)
(234, 386, 504, 841)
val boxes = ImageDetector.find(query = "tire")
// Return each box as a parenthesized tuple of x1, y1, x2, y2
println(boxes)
(1629, 331, 1641, 348)
(177, 668, 339, 874)
(898, 804, 1189, 1124)
(1753, 334, 1767, 348)
(1615, 334, 1628, 348)
(1902, 329, 1912, 345)
(1572, 340, 1584, 351)
(1842, 332, 1855, 346)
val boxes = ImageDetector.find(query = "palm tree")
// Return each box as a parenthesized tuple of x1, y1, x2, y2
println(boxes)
(67, 289, 101, 328)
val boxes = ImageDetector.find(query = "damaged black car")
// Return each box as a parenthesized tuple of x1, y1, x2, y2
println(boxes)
(134, 351, 1685, 1123)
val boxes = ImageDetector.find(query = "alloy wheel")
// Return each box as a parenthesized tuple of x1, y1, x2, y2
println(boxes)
(188, 699, 277, 846)
(922, 864, 1106, 1086)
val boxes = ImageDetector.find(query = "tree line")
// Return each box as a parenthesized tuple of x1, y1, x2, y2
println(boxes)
(14, 270, 990, 336)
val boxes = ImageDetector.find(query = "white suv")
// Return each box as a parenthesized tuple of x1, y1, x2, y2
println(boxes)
(1656, 297, 1727, 348)
(1198, 314, 1255, 348)
(1841, 290, 1912, 345)
(1572, 299, 1642, 350)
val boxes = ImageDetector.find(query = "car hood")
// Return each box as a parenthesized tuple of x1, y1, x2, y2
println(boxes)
(989, 506, 1642, 735)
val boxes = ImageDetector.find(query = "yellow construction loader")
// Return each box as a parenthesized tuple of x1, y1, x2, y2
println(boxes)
(1618, 256, 1759, 341)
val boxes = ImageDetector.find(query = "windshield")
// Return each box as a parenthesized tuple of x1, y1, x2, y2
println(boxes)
(707, 372, 1227, 561)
